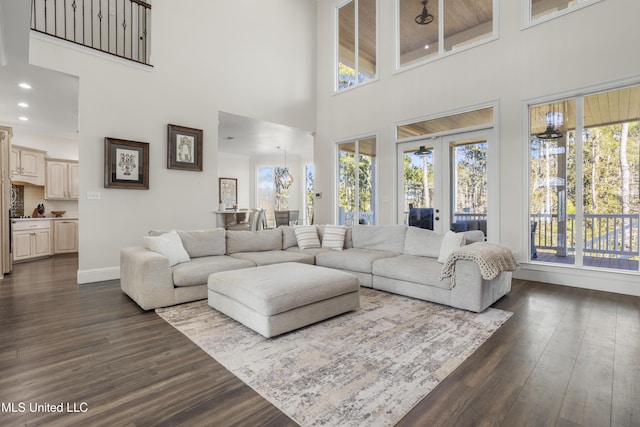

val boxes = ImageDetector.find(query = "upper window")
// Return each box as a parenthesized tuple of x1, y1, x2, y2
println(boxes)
(336, 0, 377, 91)
(526, 0, 603, 26)
(397, 0, 496, 69)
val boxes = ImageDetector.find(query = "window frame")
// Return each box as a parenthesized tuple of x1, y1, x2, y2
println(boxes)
(523, 78, 640, 274)
(522, 0, 604, 29)
(335, 133, 379, 225)
(334, 0, 380, 93)
(394, 0, 499, 73)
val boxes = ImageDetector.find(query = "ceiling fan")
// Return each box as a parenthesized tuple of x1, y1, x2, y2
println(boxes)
(413, 146, 432, 156)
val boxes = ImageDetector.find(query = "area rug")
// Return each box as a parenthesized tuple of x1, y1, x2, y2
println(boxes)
(156, 288, 511, 427)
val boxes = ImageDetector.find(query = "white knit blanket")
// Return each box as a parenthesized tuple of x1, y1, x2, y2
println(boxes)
(440, 242, 519, 287)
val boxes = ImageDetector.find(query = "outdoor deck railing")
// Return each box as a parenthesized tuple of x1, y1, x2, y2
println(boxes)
(532, 213, 639, 259)
(31, 0, 152, 65)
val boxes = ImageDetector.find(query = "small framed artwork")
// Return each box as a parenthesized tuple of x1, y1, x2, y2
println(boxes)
(167, 124, 203, 171)
(219, 177, 237, 208)
(104, 137, 149, 189)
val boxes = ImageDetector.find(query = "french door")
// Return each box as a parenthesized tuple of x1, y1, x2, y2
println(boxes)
(398, 129, 492, 237)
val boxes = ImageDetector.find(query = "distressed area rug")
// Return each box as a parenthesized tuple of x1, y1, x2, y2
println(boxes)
(156, 288, 511, 427)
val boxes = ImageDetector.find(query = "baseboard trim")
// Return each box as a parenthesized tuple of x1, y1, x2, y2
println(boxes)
(514, 263, 640, 297)
(77, 266, 120, 284)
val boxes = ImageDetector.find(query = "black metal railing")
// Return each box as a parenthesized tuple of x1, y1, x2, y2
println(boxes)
(31, 0, 151, 66)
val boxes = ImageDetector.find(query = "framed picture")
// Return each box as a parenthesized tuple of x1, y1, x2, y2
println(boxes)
(219, 178, 237, 208)
(104, 137, 149, 189)
(167, 124, 203, 171)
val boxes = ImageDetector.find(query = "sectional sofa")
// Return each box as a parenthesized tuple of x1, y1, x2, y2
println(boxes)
(120, 224, 516, 312)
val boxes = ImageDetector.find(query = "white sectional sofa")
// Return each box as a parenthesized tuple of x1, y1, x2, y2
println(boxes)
(120, 224, 516, 312)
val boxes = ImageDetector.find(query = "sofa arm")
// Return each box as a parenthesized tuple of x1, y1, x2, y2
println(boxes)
(120, 246, 176, 310)
(450, 260, 512, 312)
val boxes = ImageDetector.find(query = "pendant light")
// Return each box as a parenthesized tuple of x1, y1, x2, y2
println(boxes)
(413, 146, 432, 156)
(276, 146, 294, 189)
(537, 104, 564, 139)
(415, 0, 434, 25)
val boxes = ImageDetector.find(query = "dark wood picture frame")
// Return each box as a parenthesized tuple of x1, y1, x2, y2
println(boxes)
(167, 124, 203, 171)
(104, 137, 150, 189)
(218, 177, 237, 208)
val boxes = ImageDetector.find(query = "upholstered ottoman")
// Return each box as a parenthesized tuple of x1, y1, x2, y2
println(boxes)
(207, 262, 360, 338)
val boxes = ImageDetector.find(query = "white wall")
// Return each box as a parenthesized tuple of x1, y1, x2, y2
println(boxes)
(12, 131, 78, 159)
(29, 0, 317, 283)
(314, 0, 640, 295)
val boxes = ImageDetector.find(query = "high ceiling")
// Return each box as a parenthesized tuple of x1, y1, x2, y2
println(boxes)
(0, 0, 79, 139)
(218, 112, 314, 158)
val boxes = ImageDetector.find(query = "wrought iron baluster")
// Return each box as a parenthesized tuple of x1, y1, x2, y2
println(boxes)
(30, 0, 151, 65)
(43, 0, 48, 33)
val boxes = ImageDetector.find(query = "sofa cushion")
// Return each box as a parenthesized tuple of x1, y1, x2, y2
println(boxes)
(373, 254, 452, 290)
(322, 225, 347, 251)
(285, 246, 330, 257)
(351, 225, 407, 252)
(438, 230, 466, 263)
(462, 230, 485, 244)
(316, 248, 398, 274)
(177, 228, 226, 258)
(317, 225, 352, 249)
(294, 225, 321, 249)
(229, 250, 314, 266)
(226, 228, 282, 254)
(403, 227, 443, 258)
(143, 230, 190, 266)
(172, 255, 255, 287)
(280, 225, 298, 249)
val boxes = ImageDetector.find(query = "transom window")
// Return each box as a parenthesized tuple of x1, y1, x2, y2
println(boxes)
(336, 0, 377, 91)
(397, 0, 496, 69)
(525, 0, 603, 26)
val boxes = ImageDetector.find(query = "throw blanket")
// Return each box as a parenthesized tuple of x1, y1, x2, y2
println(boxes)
(440, 242, 519, 287)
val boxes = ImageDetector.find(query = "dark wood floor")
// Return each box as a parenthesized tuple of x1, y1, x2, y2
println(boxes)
(0, 255, 638, 426)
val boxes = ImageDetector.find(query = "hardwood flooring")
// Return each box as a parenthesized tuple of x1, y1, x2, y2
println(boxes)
(0, 255, 638, 426)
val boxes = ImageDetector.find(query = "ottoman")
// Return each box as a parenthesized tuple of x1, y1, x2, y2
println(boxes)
(207, 262, 360, 337)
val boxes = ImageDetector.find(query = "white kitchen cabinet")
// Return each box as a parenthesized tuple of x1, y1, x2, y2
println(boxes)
(53, 219, 78, 253)
(45, 159, 79, 200)
(10, 145, 46, 185)
(12, 220, 52, 262)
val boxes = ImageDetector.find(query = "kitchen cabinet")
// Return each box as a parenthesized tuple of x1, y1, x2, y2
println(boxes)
(45, 159, 79, 200)
(12, 220, 51, 262)
(10, 145, 46, 186)
(53, 219, 78, 254)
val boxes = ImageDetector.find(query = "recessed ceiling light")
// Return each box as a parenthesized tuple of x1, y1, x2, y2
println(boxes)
(19, 82, 32, 89)
(18, 102, 29, 108)
(424, 44, 429, 50)
(18, 116, 29, 121)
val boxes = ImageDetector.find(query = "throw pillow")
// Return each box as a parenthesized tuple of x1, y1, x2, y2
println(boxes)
(294, 225, 321, 250)
(437, 230, 466, 263)
(143, 230, 191, 266)
(322, 225, 347, 251)
(403, 226, 443, 258)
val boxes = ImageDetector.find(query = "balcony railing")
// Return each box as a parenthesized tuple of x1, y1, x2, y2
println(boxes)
(31, 0, 152, 66)
(532, 213, 639, 259)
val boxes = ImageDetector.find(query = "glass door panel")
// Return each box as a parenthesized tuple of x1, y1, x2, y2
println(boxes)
(446, 135, 489, 237)
(398, 139, 444, 233)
